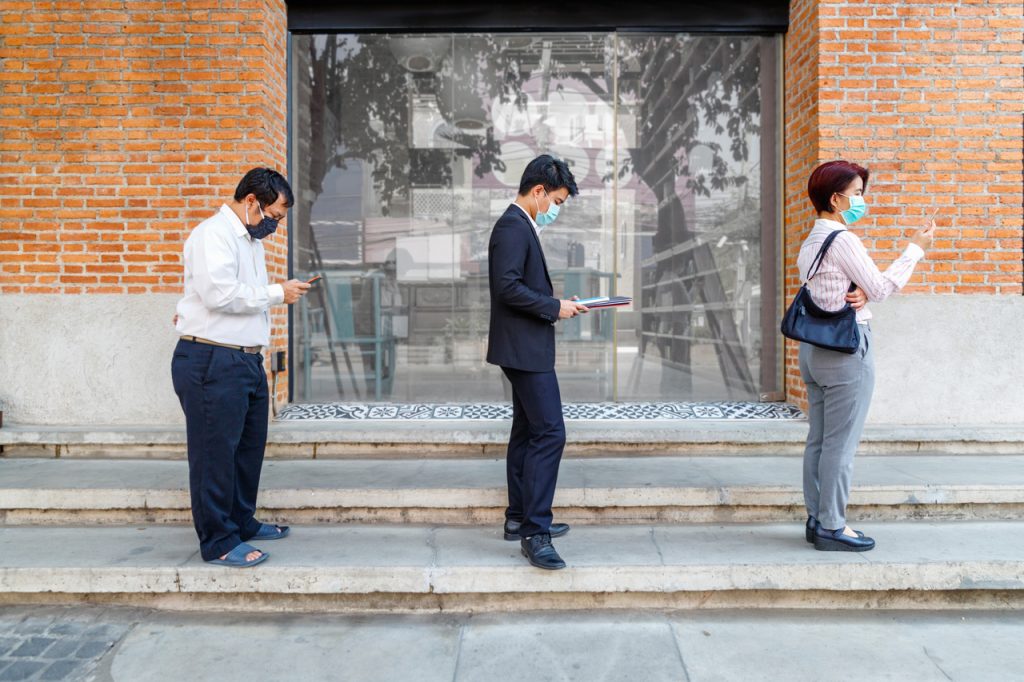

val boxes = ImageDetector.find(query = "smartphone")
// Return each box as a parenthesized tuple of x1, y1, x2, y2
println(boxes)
(306, 275, 322, 285)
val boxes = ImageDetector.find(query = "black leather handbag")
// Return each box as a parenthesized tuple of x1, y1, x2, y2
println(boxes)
(780, 230, 861, 354)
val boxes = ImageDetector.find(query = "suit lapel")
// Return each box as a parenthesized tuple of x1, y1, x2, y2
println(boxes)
(508, 205, 553, 289)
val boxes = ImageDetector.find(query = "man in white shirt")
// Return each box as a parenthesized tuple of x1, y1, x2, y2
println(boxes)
(172, 168, 310, 567)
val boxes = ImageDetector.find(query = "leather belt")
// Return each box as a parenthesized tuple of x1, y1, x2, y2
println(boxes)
(180, 335, 262, 355)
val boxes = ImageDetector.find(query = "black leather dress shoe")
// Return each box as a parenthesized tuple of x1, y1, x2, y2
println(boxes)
(504, 520, 569, 541)
(521, 533, 566, 570)
(806, 516, 865, 544)
(813, 525, 875, 552)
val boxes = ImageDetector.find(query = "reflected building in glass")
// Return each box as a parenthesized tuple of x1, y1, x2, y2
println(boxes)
(289, 27, 781, 404)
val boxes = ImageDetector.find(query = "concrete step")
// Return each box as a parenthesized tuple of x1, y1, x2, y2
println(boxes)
(3, 422, 1023, 458)
(1, 522, 1021, 612)
(2, 456, 1023, 525)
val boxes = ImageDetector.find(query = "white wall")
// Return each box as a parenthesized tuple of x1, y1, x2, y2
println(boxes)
(865, 295, 1024, 425)
(0, 295, 185, 425)
(1, 294, 1021, 427)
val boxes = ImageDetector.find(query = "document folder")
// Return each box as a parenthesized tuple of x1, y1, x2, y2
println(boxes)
(576, 296, 632, 309)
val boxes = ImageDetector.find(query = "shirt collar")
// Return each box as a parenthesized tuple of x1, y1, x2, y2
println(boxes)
(510, 202, 541, 235)
(220, 204, 251, 240)
(814, 217, 847, 231)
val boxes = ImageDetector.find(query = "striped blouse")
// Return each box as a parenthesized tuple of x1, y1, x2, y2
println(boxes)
(797, 218, 924, 323)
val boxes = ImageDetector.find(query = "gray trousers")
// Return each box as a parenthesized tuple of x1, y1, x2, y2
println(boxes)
(798, 325, 875, 530)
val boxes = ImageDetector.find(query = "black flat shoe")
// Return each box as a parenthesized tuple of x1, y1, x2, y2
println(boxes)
(813, 526, 875, 552)
(504, 520, 569, 541)
(806, 516, 864, 543)
(521, 533, 566, 570)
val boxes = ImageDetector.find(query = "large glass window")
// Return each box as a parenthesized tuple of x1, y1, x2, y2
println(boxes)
(289, 32, 780, 402)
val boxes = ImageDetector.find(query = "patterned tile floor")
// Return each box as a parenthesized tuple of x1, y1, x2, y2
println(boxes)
(276, 402, 804, 421)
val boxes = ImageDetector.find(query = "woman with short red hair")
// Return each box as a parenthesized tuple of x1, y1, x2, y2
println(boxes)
(797, 160, 936, 552)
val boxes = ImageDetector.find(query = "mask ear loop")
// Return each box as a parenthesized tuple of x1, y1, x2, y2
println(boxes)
(533, 189, 546, 218)
(834, 193, 849, 226)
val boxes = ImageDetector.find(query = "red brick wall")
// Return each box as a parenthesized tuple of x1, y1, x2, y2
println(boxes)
(0, 0, 291, 400)
(2, 2, 1020, 410)
(783, 0, 821, 406)
(783, 0, 1024, 405)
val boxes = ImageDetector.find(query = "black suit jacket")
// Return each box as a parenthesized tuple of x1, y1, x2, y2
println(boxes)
(486, 204, 561, 372)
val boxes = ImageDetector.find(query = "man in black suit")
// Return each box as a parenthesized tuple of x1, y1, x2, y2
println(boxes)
(487, 154, 587, 570)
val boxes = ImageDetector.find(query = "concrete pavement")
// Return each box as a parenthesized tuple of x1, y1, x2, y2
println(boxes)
(1, 606, 1022, 681)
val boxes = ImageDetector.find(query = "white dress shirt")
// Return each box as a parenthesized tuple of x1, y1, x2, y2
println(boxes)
(175, 204, 284, 347)
(511, 202, 542, 235)
(797, 218, 924, 323)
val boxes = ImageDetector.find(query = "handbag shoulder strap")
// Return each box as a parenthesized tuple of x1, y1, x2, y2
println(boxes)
(806, 230, 844, 281)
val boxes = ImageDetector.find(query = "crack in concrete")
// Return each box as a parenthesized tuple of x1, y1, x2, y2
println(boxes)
(426, 527, 439, 595)
(88, 620, 138, 682)
(666, 619, 692, 682)
(923, 646, 954, 681)
(449, 621, 467, 682)
(650, 527, 666, 565)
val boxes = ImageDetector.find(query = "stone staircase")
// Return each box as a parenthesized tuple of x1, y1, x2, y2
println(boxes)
(1, 422, 1022, 612)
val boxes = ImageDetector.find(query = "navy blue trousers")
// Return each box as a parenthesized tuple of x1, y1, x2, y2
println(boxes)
(171, 339, 268, 561)
(501, 367, 566, 538)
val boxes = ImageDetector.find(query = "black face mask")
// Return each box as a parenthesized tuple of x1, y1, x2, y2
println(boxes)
(245, 202, 279, 240)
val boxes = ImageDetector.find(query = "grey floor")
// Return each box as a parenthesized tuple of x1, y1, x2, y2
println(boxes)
(1, 607, 1020, 682)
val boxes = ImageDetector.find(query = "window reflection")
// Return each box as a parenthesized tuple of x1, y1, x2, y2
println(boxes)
(290, 32, 779, 402)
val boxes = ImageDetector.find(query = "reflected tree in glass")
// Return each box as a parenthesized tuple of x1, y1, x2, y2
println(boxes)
(293, 32, 766, 400)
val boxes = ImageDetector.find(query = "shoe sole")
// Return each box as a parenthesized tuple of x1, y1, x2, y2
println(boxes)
(813, 536, 875, 552)
(520, 548, 566, 570)
(504, 527, 570, 542)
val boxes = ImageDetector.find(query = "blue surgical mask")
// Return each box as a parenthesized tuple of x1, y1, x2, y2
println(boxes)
(838, 194, 867, 225)
(534, 191, 561, 228)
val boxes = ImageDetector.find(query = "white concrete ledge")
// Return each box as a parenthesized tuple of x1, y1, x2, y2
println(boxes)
(0, 523, 1022, 597)
(2, 421, 1023, 450)
(2, 457, 1022, 513)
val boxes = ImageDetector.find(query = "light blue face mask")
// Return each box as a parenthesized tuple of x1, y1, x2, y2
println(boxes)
(838, 193, 867, 225)
(535, 192, 561, 228)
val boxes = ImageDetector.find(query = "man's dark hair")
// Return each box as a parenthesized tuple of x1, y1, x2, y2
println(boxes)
(518, 154, 579, 197)
(234, 167, 294, 208)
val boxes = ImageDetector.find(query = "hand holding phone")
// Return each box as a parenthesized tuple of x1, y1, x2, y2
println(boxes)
(306, 275, 322, 285)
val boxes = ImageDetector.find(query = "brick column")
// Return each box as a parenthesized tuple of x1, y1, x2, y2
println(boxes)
(783, 0, 1024, 408)
(0, 1, 291, 424)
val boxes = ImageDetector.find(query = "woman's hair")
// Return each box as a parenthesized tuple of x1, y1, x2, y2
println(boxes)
(807, 160, 869, 213)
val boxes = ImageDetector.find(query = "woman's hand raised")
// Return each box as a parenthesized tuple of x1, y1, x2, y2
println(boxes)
(911, 214, 937, 251)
